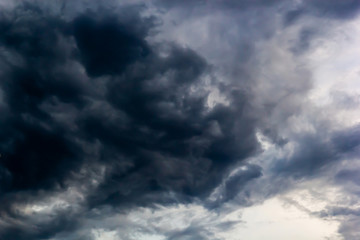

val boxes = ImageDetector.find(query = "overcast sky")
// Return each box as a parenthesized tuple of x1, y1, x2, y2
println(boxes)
(1, 0, 360, 239)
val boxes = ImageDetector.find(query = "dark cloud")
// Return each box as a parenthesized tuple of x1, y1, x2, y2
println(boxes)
(290, 27, 317, 54)
(1, 0, 360, 239)
(73, 13, 152, 77)
(272, 124, 360, 179)
(273, 135, 336, 178)
(284, 8, 305, 26)
(0, 4, 84, 194)
(332, 125, 360, 154)
(156, 0, 281, 10)
(82, 47, 259, 208)
(0, 210, 81, 240)
(167, 226, 214, 240)
(317, 206, 360, 239)
(335, 169, 360, 186)
(222, 164, 261, 201)
(319, 206, 360, 218)
(158, 0, 360, 19)
(284, 0, 360, 26)
(206, 164, 262, 208)
(305, 0, 360, 19)
(0, 1, 261, 239)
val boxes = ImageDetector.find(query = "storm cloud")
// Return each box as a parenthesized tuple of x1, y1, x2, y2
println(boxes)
(1, 0, 360, 239)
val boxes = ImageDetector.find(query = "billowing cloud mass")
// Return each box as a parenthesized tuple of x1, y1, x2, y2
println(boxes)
(0, 0, 360, 240)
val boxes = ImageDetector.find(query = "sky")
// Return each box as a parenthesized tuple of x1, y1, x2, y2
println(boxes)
(0, 0, 360, 239)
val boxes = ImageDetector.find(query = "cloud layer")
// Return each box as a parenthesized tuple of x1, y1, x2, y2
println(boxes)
(1, 0, 360, 239)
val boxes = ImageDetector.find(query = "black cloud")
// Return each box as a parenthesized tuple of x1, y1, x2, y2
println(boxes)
(0, 2, 259, 239)
(1, 0, 360, 239)
(73, 14, 151, 77)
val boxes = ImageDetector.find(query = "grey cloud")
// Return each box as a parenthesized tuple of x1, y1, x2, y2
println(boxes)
(0, 1, 262, 239)
(271, 123, 360, 180)
(305, 0, 360, 19)
(336, 169, 360, 186)
(317, 206, 360, 240)
(284, 0, 360, 26)
(206, 164, 262, 208)
(1, 0, 360, 239)
(157, 0, 360, 20)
